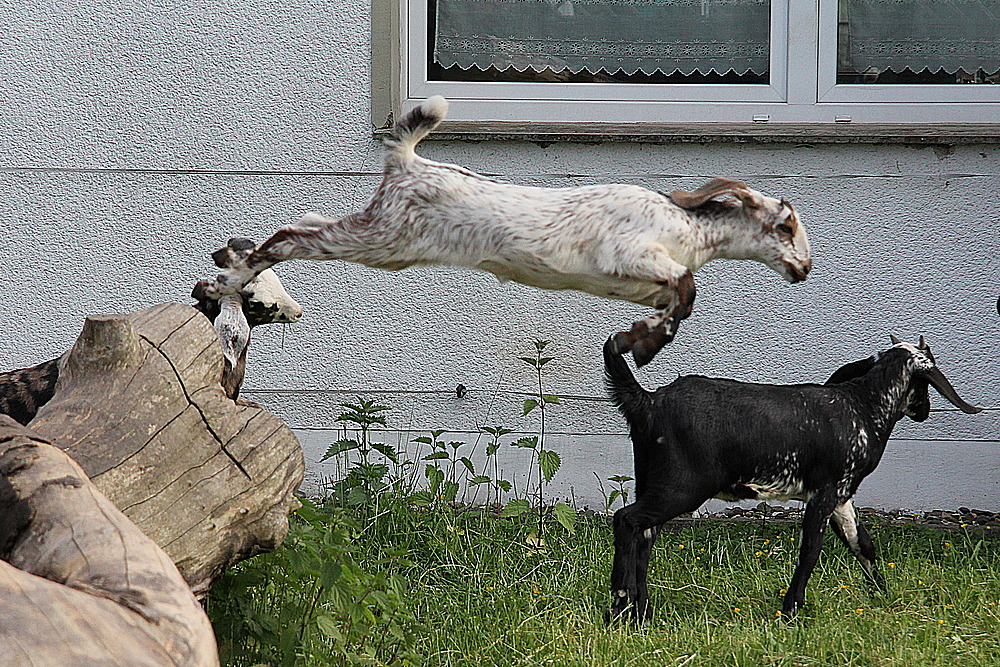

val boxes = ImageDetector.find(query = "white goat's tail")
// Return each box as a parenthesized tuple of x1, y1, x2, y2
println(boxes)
(383, 96, 449, 169)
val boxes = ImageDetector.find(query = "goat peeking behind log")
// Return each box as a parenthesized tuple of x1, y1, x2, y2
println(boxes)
(192, 237, 303, 400)
(603, 335, 981, 623)
(0, 242, 302, 425)
(202, 96, 811, 366)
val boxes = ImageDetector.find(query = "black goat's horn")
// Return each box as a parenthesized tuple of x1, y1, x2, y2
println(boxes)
(925, 366, 982, 414)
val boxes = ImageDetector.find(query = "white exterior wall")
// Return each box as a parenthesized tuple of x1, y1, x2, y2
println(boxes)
(1, 1, 997, 511)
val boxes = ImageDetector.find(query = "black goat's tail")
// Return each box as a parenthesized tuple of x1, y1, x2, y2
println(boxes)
(603, 336, 652, 425)
(383, 96, 449, 170)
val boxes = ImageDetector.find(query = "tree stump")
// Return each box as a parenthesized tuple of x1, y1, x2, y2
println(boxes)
(27, 303, 305, 596)
(0, 416, 219, 666)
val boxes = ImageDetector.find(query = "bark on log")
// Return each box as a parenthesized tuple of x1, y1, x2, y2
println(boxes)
(27, 302, 305, 596)
(0, 416, 219, 666)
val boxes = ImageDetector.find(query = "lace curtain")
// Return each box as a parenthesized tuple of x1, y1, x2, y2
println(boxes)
(841, 0, 1000, 75)
(432, 0, 770, 77)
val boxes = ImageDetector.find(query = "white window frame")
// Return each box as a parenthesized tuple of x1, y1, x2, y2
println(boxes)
(380, 0, 1000, 127)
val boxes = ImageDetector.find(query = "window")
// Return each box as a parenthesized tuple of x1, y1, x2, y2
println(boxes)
(380, 0, 1000, 126)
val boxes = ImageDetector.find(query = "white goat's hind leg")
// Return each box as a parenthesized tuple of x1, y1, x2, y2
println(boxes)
(607, 244, 697, 365)
(830, 500, 886, 590)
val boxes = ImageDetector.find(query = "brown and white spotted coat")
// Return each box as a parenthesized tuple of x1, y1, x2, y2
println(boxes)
(205, 96, 811, 366)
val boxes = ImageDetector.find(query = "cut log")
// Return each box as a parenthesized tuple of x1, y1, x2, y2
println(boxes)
(27, 303, 305, 596)
(0, 416, 219, 666)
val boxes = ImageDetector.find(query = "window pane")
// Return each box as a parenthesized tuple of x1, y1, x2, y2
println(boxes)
(429, 0, 770, 84)
(837, 0, 1000, 84)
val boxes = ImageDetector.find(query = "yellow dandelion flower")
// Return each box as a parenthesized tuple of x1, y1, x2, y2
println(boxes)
(840, 584, 850, 590)
(938, 620, 945, 624)
(678, 544, 685, 549)
(734, 607, 741, 613)
(755, 551, 764, 557)
(776, 610, 783, 617)
(855, 608, 864, 614)
(944, 541, 952, 547)
(945, 604, 954, 608)
(961, 523, 968, 528)
(780, 589, 787, 595)
(764, 540, 771, 545)
(887, 562, 896, 568)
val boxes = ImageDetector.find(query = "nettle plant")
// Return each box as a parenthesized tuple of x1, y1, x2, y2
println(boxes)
(320, 398, 399, 506)
(408, 429, 473, 509)
(501, 340, 577, 537)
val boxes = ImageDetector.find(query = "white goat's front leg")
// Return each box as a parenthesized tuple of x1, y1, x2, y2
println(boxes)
(608, 245, 696, 367)
(205, 212, 374, 298)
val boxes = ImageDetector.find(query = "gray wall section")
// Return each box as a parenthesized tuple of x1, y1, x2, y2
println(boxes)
(1, 1, 997, 511)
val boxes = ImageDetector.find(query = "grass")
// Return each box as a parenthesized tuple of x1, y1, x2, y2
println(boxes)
(208, 500, 1000, 667)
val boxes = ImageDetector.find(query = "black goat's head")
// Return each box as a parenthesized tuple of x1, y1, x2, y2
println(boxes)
(826, 336, 980, 421)
(888, 335, 981, 418)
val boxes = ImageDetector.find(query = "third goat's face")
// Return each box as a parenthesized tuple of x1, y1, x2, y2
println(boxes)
(242, 268, 304, 327)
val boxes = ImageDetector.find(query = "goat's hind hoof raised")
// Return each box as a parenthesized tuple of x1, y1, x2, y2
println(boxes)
(610, 331, 634, 355)
(631, 328, 672, 368)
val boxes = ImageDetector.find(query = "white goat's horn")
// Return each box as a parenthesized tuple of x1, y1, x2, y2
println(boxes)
(889, 334, 903, 345)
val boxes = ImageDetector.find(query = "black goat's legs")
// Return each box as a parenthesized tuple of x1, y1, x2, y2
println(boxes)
(632, 523, 662, 622)
(782, 491, 839, 619)
(830, 499, 886, 591)
(608, 499, 690, 624)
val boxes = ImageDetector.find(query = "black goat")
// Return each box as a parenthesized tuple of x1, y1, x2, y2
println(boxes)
(603, 335, 981, 622)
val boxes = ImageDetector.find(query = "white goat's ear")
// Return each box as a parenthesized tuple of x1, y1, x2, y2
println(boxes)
(671, 178, 763, 210)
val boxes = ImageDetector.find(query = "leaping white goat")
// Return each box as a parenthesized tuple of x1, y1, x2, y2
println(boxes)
(205, 96, 812, 365)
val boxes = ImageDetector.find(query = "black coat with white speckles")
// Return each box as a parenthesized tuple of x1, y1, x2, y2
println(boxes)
(605, 342, 922, 504)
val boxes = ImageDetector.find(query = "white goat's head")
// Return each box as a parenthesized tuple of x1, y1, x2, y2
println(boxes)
(672, 178, 812, 283)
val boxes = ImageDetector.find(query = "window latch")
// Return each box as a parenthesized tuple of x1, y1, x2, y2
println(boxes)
(752, 114, 770, 123)
(835, 115, 852, 123)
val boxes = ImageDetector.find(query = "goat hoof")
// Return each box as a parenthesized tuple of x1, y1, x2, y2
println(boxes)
(779, 602, 803, 622)
(611, 331, 634, 354)
(631, 331, 671, 367)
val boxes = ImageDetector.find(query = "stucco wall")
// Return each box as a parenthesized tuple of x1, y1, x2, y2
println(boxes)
(2, 1, 997, 511)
